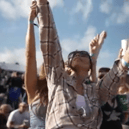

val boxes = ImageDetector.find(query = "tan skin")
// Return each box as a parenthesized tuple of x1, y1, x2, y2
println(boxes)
(0, 104, 12, 118)
(25, 1, 38, 104)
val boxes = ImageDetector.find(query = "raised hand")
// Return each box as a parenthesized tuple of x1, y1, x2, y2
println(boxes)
(29, 1, 37, 21)
(37, 0, 47, 5)
(118, 48, 123, 59)
(122, 47, 129, 65)
(89, 31, 107, 63)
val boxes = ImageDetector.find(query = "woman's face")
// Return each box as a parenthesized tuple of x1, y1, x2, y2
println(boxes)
(71, 52, 91, 71)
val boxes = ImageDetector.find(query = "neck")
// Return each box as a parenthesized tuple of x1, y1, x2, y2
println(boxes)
(73, 69, 89, 81)
(19, 109, 23, 114)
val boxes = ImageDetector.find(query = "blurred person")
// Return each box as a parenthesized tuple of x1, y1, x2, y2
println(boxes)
(118, 74, 129, 94)
(20, 74, 27, 103)
(98, 67, 110, 80)
(6, 72, 23, 109)
(0, 104, 12, 119)
(0, 69, 7, 94)
(36, 0, 129, 128)
(0, 93, 7, 106)
(25, 1, 48, 128)
(99, 67, 124, 129)
(0, 113, 8, 129)
(99, 49, 126, 129)
(6, 102, 30, 129)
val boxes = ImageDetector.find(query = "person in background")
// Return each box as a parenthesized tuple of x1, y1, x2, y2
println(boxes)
(0, 69, 7, 94)
(0, 104, 12, 119)
(0, 93, 7, 106)
(0, 113, 8, 129)
(99, 49, 129, 129)
(118, 74, 129, 94)
(25, 1, 48, 128)
(99, 67, 124, 129)
(6, 102, 30, 129)
(6, 72, 23, 109)
(98, 67, 110, 81)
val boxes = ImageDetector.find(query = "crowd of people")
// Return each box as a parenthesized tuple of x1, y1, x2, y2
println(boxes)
(1, 0, 129, 129)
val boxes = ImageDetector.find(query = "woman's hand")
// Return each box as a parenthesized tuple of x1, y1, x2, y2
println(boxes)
(29, 1, 37, 21)
(118, 48, 123, 59)
(89, 31, 107, 63)
(122, 47, 129, 65)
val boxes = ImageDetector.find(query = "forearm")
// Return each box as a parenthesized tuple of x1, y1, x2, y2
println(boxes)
(98, 60, 128, 105)
(9, 123, 23, 129)
(90, 62, 97, 83)
(25, 21, 37, 102)
(38, 2, 64, 78)
(26, 23, 36, 58)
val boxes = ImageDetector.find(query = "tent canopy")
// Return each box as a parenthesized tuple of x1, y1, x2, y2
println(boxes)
(0, 62, 25, 73)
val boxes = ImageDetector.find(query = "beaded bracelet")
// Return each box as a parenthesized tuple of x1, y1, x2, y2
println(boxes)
(90, 53, 95, 57)
(29, 20, 39, 27)
(29, 20, 34, 24)
(121, 58, 129, 68)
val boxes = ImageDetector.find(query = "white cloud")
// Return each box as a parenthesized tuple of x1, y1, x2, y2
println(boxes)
(97, 50, 115, 69)
(0, 48, 43, 68)
(0, 25, 113, 69)
(72, 0, 93, 20)
(0, 26, 96, 65)
(61, 26, 97, 60)
(101, 1, 129, 25)
(100, 0, 112, 14)
(49, 0, 64, 8)
(0, 0, 64, 20)
(116, 3, 129, 24)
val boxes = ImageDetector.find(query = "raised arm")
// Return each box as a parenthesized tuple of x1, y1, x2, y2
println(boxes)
(37, 0, 64, 82)
(25, 1, 37, 103)
(98, 47, 129, 105)
(89, 31, 107, 83)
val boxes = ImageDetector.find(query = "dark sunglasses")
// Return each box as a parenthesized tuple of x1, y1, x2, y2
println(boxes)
(68, 51, 90, 60)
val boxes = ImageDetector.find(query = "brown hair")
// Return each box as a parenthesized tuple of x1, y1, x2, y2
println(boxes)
(34, 64, 48, 106)
(98, 67, 110, 79)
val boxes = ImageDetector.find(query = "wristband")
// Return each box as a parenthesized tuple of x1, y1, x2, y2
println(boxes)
(29, 20, 34, 24)
(29, 20, 39, 28)
(90, 53, 95, 57)
(121, 58, 129, 68)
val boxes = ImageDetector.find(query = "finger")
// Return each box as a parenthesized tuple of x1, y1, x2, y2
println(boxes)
(32, 1, 37, 4)
(100, 31, 107, 39)
(118, 48, 123, 59)
(30, 1, 37, 8)
(89, 42, 94, 48)
(91, 39, 98, 46)
(30, 5, 37, 10)
(119, 48, 123, 54)
(30, 2, 37, 7)
(93, 34, 99, 43)
(99, 31, 107, 46)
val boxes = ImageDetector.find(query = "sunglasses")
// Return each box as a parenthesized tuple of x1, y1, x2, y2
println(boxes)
(68, 51, 90, 60)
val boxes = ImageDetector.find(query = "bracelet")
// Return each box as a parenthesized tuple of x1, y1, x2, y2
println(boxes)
(29, 20, 34, 24)
(121, 58, 129, 68)
(29, 20, 39, 28)
(90, 53, 95, 57)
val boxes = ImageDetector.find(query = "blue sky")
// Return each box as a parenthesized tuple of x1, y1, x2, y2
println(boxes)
(0, 0, 129, 69)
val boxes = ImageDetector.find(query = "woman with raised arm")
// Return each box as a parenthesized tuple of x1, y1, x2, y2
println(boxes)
(25, 1, 48, 128)
(37, 0, 129, 128)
